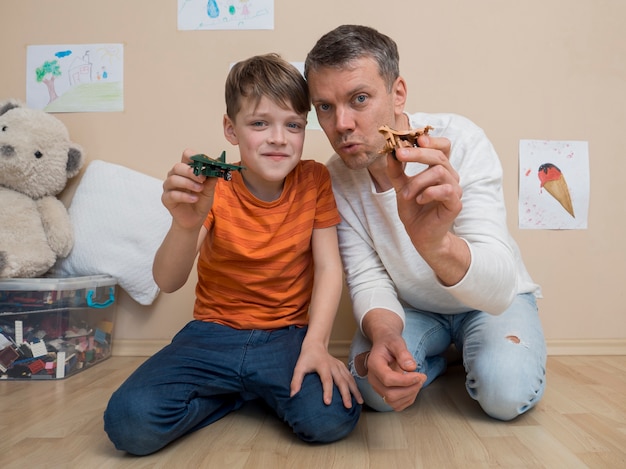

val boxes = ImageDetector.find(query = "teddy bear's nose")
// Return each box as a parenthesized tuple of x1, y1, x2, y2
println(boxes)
(1, 145, 15, 157)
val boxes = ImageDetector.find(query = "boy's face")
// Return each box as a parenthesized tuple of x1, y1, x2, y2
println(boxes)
(223, 95, 306, 188)
(307, 56, 406, 170)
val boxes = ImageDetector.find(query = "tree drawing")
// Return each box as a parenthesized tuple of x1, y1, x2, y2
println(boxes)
(35, 59, 62, 104)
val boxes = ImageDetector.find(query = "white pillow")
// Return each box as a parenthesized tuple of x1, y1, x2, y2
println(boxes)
(55, 160, 171, 305)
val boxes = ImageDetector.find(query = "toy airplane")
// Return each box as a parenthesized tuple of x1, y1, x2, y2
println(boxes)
(378, 124, 434, 158)
(188, 151, 245, 181)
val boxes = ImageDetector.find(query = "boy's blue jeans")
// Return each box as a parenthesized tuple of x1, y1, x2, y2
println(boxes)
(104, 321, 361, 456)
(349, 293, 546, 420)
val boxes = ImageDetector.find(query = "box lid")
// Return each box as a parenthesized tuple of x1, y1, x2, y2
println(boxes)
(0, 275, 117, 291)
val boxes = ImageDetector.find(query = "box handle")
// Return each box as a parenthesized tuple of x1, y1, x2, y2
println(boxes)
(87, 287, 115, 309)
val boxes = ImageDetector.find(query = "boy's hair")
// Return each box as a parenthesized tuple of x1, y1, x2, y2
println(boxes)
(225, 53, 310, 120)
(304, 24, 400, 92)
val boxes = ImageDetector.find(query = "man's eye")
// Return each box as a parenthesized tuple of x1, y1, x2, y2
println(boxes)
(355, 95, 367, 104)
(317, 103, 330, 112)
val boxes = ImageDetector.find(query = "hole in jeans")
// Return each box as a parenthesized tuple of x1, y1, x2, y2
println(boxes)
(506, 335, 521, 344)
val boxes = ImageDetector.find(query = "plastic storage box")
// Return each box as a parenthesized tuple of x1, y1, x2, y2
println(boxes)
(0, 275, 116, 380)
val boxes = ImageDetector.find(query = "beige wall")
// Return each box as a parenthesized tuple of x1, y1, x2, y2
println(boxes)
(2, 1, 624, 355)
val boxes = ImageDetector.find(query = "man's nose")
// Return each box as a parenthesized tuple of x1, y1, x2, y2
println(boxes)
(334, 108, 355, 132)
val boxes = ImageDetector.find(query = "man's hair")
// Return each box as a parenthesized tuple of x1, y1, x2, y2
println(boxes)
(304, 25, 400, 92)
(225, 53, 310, 120)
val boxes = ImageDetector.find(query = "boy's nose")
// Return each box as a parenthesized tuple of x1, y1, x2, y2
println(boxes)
(268, 127, 287, 144)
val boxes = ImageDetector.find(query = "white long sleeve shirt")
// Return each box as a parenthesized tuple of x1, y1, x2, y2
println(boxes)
(327, 112, 540, 330)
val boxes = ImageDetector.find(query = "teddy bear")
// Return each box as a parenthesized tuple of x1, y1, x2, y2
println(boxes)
(0, 99, 84, 278)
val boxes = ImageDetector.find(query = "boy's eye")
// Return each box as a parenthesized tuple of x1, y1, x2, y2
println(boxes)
(251, 121, 266, 127)
(287, 122, 304, 130)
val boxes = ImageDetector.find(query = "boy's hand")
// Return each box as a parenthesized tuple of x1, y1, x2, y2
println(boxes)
(290, 341, 363, 408)
(161, 149, 218, 230)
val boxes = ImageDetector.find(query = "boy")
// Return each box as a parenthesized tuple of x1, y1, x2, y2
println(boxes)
(104, 53, 362, 456)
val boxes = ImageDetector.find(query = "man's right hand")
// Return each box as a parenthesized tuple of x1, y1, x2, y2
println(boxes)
(362, 309, 427, 411)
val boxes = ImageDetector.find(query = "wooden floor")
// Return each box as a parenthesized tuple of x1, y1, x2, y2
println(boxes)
(1, 355, 625, 468)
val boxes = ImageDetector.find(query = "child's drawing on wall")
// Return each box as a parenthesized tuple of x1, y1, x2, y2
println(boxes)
(519, 139, 589, 230)
(178, 0, 273, 30)
(26, 43, 124, 113)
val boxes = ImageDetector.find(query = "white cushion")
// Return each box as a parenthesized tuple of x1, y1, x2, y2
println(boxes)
(55, 160, 171, 305)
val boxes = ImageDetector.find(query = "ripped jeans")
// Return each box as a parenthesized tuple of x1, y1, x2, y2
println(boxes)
(349, 293, 546, 420)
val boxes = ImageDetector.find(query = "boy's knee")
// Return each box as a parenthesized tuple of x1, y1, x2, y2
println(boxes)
(287, 386, 362, 443)
(104, 391, 167, 456)
(292, 402, 361, 443)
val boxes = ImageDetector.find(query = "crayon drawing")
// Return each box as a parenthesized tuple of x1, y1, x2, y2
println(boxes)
(519, 139, 589, 230)
(178, 0, 274, 30)
(26, 44, 124, 113)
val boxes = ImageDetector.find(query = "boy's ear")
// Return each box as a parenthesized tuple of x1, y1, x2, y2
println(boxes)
(223, 114, 239, 145)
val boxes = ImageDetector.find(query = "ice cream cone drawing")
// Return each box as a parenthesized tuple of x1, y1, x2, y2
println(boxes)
(538, 163, 575, 218)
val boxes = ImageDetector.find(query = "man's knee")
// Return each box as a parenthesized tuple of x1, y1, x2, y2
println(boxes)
(466, 330, 547, 420)
(477, 382, 544, 421)
(470, 365, 546, 421)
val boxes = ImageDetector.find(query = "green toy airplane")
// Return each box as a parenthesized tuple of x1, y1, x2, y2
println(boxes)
(188, 151, 245, 181)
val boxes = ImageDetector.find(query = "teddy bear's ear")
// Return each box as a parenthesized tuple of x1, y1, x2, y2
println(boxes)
(66, 145, 84, 179)
(0, 99, 22, 116)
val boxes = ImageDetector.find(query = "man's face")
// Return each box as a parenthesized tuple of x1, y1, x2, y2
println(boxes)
(307, 57, 401, 170)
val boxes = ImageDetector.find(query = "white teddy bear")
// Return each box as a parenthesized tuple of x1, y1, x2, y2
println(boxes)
(0, 99, 84, 278)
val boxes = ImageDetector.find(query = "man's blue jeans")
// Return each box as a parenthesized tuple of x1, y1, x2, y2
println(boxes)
(349, 293, 546, 420)
(104, 321, 361, 455)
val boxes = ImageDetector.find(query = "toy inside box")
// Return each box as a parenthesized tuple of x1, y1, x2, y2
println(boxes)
(0, 275, 117, 380)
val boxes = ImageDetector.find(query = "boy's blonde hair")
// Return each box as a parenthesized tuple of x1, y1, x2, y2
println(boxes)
(225, 53, 310, 120)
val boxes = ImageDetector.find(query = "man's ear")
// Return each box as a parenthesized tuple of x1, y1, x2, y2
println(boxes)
(392, 76, 408, 116)
(223, 114, 239, 145)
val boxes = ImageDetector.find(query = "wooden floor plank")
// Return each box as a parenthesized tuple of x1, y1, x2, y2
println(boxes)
(1, 356, 624, 468)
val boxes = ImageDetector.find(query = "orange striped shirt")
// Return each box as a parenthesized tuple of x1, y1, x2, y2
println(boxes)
(193, 160, 341, 330)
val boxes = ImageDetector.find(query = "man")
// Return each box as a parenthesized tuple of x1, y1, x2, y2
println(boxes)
(304, 25, 546, 420)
